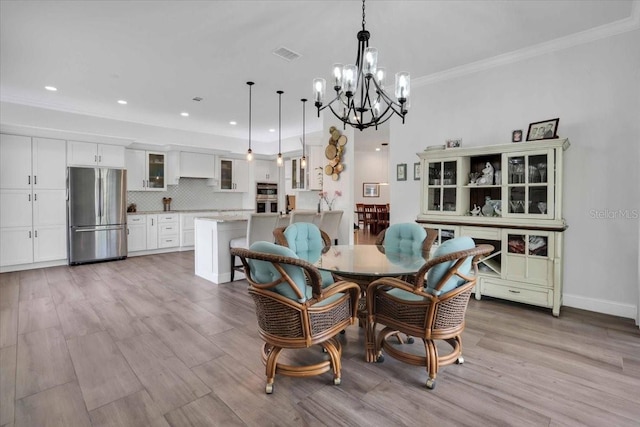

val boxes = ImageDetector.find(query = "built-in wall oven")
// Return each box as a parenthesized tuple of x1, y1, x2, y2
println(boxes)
(256, 182, 278, 213)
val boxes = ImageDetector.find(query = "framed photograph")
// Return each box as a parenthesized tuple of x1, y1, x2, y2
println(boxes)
(526, 118, 559, 141)
(512, 129, 523, 143)
(363, 182, 379, 197)
(396, 163, 407, 181)
(413, 162, 421, 180)
(445, 138, 462, 148)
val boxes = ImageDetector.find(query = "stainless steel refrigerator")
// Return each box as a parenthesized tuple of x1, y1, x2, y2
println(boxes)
(67, 167, 127, 265)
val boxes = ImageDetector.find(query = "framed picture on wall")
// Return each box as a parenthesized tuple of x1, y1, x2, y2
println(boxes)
(396, 163, 407, 181)
(363, 183, 380, 197)
(526, 118, 559, 141)
(413, 162, 421, 180)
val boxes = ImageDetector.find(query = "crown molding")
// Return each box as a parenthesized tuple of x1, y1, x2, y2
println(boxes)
(413, 1, 640, 87)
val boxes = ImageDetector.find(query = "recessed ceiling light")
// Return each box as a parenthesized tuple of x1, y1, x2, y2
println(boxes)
(269, 129, 275, 133)
(45, 86, 57, 91)
(181, 112, 189, 117)
(375, 148, 381, 151)
(117, 100, 127, 105)
(229, 121, 237, 125)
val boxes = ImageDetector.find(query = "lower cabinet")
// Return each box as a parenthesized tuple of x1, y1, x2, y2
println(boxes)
(419, 222, 564, 316)
(127, 213, 180, 254)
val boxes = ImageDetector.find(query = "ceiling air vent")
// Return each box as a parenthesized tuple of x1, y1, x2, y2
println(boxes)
(272, 46, 301, 62)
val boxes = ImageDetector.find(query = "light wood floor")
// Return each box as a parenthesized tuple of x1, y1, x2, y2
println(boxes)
(1, 250, 639, 427)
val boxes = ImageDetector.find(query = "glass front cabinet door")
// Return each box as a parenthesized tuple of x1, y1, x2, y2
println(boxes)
(504, 149, 554, 219)
(425, 160, 460, 214)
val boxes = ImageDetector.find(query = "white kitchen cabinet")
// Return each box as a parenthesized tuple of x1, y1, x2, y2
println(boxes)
(127, 215, 147, 252)
(179, 212, 199, 247)
(254, 159, 278, 182)
(67, 141, 125, 168)
(158, 213, 179, 248)
(146, 214, 159, 250)
(125, 149, 167, 191)
(417, 138, 569, 316)
(290, 157, 307, 190)
(0, 134, 67, 268)
(218, 158, 248, 192)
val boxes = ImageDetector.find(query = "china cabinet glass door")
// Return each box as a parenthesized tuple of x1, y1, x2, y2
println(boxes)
(426, 160, 457, 213)
(504, 150, 553, 218)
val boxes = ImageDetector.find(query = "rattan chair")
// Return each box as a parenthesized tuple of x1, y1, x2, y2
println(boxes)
(366, 237, 493, 390)
(375, 223, 438, 259)
(231, 242, 360, 394)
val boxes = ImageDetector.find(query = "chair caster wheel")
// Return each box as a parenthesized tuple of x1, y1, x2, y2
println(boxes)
(376, 355, 384, 363)
(456, 356, 464, 364)
(340, 330, 346, 334)
(426, 378, 436, 390)
(333, 377, 341, 385)
(265, 383, 273, 394)
(406, 336, 415, 344)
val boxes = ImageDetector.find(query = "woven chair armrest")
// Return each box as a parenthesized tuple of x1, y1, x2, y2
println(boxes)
(366, 276, 431, 314)
(230, 247, 323, 294)
(374, 229, 386, 245)
(413, 244, 494, 291)
(272, 227, 288, 247)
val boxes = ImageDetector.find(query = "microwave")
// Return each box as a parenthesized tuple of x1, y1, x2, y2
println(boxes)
(256, 182, 277, 199)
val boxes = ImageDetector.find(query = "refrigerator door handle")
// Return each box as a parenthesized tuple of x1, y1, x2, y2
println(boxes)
(74, 225, 125, 232)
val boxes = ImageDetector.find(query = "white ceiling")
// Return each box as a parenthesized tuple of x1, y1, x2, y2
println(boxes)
(0, 0, 635, 153)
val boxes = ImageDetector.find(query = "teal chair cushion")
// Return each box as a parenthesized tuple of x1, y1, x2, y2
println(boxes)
(425, 236, 476, 296)
(383, 223, 427, 253)
(283, 223, 334, 288)
(284, 223, 325, 253)
(248, 241, 308, 302)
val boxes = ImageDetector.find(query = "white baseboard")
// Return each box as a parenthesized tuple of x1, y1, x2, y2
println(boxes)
(563, 293, 638, 321)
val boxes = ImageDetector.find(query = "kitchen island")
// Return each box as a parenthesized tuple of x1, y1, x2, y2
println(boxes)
(194, 215, 247, 284)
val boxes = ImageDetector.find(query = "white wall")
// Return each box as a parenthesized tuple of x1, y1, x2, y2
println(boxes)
(353, 149, 391, 205)
(391, 29, 640, 320)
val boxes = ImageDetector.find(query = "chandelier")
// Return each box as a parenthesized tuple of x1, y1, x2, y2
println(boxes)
(313, 0, 410, 131)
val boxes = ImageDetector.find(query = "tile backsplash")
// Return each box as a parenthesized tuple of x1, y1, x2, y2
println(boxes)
(127, 178, 244, 212)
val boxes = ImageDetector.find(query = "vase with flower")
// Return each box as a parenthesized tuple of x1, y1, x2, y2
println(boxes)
(319, 190, 341, 211)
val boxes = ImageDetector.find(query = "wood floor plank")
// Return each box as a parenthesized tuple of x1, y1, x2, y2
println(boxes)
(142, 314, 224, 368)
(0, 307, 18, 348)
(15, 327, 75, 399)
(14, 381, 91, 427)
(89, 389, 169, 427)
(17, 277, 50, 301)
(56, 299, 105, 339)
(17, 297, 59, 334)
(0, 345, 16, 426)
(66, 331, 143, 411)
(2, 250, 639, 426)
(164, 394, 246, 427)
(91, 300, 152, 341)
(117, 333, 211, 414)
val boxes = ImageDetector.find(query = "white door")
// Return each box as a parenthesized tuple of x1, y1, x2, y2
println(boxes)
(67, 141, 98, 166)
(0, 134, 32, 189)
(126, 149, 146, 191)
(0, 189, 32, 227)
(33, 225, 67, 262)
(127, 223, 146, 252)
(33, 190, 66, 227)
(98, 144, 125, 168)
(146, 214, 158, 249)
(0, 227, 33, 266)
(32, 138, 67, 189)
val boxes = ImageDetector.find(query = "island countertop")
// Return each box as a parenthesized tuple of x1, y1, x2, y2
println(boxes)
(194, 215, 249, 222)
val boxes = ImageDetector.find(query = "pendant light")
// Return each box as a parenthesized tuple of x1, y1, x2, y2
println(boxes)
(277, 90, 284, 166)
(300, 98, 307, 169)
(246, 81, 254, 161)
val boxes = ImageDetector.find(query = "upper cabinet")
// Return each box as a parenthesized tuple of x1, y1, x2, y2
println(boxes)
(1, 135, 66, 190)
(125, 150, 167, 191)
(418, 139, 569, 227)
(218, 158, 248, 192)
(254, 159, 278, 182)
(67, 141, 125, 168)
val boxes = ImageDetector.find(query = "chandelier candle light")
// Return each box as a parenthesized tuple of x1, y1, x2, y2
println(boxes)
(313, 0, 410, 131)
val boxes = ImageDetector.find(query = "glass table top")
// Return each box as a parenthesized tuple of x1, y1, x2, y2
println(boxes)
(297, 245, 428, 277)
